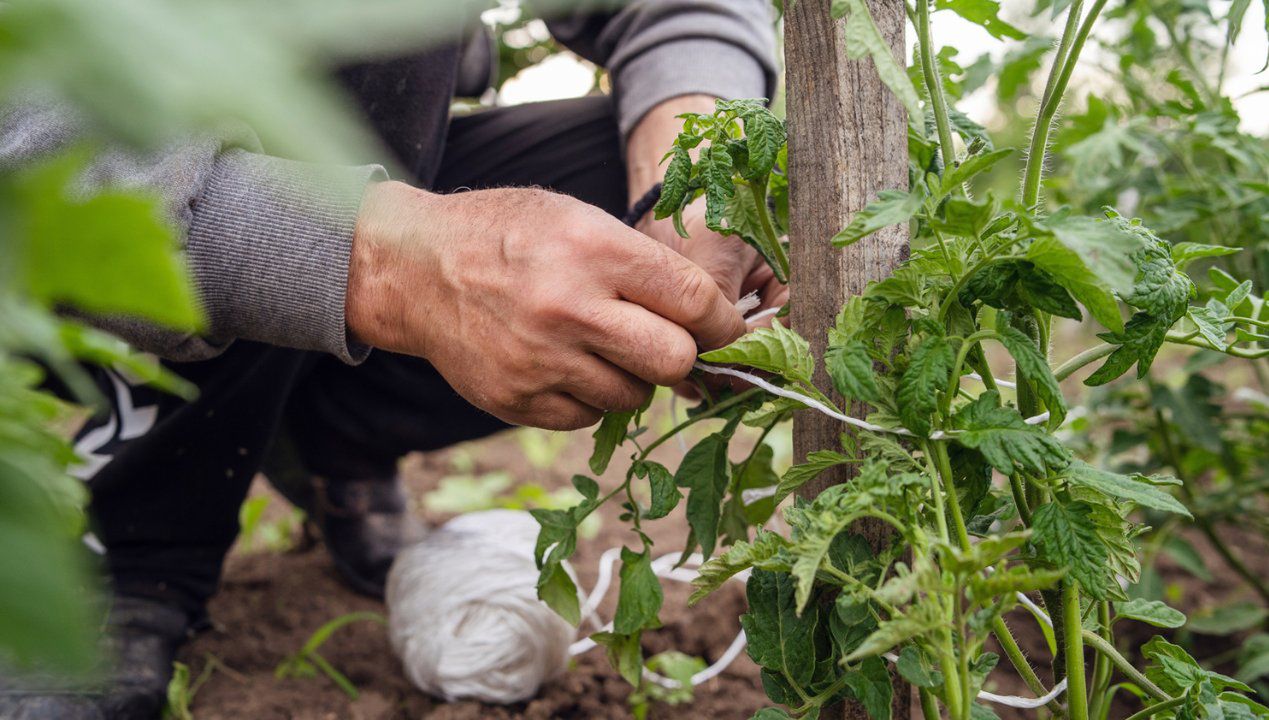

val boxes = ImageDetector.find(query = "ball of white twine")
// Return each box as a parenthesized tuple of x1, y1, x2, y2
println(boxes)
(385, 509, 574, 704)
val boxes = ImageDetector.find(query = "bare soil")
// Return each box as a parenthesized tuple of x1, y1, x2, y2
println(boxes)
(181, 414, 1266, 720)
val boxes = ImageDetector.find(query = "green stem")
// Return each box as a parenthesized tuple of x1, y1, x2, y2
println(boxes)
(1053, 343, 1115, 381)
(1089, 602, 1113, 720)
(1023, 0, 1110, 208)
(639, 388, 763, 458)
(922, 442, 952, 544)
(749, 182, 789, 282)
(915, 0, 958, 172)
(1081, 630, 1171, 702)
(1123, 697, 1186, 720)
(932, 441, 971, 549)
(919, 687, 941, 720)
(991, 616, 1066, 716)
(1009, 474, 1033, 526)
(957, 594, 973, 720)
(1063, 581, 1089, 720)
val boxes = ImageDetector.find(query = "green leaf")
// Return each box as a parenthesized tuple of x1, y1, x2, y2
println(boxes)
(653, 145, 692, 220)
(844, 656, 894, 720)
(896, 645, 944, 689)
(676, 432, 732, 559)
(701, 145, 736, 231)
(633, 461, 681, 520)
(1027, 213, 1147, 332)
(592, 631, 643, 686)
(741, 107, 786, 177)
(15, 155, 202, 329)
(1144, 636, 1253, 695)
(1061, 461, 1191, 518)
(826, 340, 881, 403)
(941, 147, 1014, 194)
(614, 547, 664, 634)
(1116, 598, 1187, 628)
(846, 603, 943, 662)
(897, 333, 955, 436)
(699, 320, 815, 384)
(1171, 242, 1239, 270)
(690, 531, 790, 604)
(935, 0, 1026, 40)
(832, 189, 925, 247)
(953, 391, 1070, 476)
(1029, 501, 1111, 599)
(589, 411, 634, 475)
(537, 561, 581, 626)
(996, 323, 1066, 426)
(741, 570, 818, 688)
(774, 450, 853, 504)
(1085, 312, 1174, 386)
(831, 0, 924, 120)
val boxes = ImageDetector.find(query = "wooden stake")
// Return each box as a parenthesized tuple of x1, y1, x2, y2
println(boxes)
(785, 0, 911, 717)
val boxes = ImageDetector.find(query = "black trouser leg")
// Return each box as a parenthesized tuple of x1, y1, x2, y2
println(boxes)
(282, 95, 628, 481)
(78, 343, 312, 620)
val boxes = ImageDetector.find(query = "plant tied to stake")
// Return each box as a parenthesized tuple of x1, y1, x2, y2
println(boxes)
(533, 1, 1269, 719)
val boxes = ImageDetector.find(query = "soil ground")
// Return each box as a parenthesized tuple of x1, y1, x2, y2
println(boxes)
(181, 395, 1267, 720)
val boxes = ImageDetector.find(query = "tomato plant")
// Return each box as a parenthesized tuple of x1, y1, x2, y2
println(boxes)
(533, 1, 1269, 719)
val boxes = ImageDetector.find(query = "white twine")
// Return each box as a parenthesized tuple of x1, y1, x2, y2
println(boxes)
(692, 363, 1049, 438)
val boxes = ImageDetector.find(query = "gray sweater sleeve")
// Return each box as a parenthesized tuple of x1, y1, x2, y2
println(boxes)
(547, 0, 779, 137)
(0, 100, 381, 364)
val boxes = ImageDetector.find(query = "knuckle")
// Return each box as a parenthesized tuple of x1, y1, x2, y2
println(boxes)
(676, 269, 717, 324)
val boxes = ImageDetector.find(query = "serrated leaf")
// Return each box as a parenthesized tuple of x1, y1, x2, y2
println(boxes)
(941, 147, 1014, 193)
(996, 324, 1066, 426)
(537, 561, 580, 626)
(1061, 461, 1191, 518)
(896, 645, 944, 688)
(826, 340, 880, 403)
(613, 547, 663, 634)
(774, 450, 853, 504)
(742, 107, 786, 177)
(699, 320, 815, 383)
(1171, 242, 1239, 270)
(935, 0, 1026, 40)
(701, 145, 736, 231)
(845, 603, 943, 662)
(1144, 636, 1253, 695)
(741, 570, 818, 687)
(897, 333, 955, 436)
(953, 391, 1070, 476)
(1116, 598, 1187, 628)
(1026, 213, 1146, 332)
(690, 531, 790, 604)
(653, 145, 692, 220)
(1085, 311, 1173, 386)
(634, 460, 681, 520)
(1029, 501, 1111, 599)
(676, 433, 731, 559)
(1189, 305, 1232, 350)
(833, 189, 925, 247)
(592, 631, 643, 686)
(589, 411, 633, 475)
(844, 656, 893, 720)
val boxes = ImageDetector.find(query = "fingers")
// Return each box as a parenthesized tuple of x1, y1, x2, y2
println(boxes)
(505, 392, 604, 432)
(612, 237, 748, 351)
(560, 355, 654, 414)
(579, 302, 699, 387)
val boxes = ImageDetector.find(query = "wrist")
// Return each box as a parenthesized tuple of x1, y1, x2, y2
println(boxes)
(346, 180, 437, 350)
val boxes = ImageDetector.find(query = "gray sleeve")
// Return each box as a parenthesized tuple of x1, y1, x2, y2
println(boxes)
(0, 99, 382, 364)
(546, 0, 778, 137)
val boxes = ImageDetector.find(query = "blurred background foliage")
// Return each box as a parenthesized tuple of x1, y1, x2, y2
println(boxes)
(1, 0, 1268, 701)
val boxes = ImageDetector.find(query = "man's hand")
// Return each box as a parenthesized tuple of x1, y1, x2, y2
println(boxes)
(346, 181, 747, 430)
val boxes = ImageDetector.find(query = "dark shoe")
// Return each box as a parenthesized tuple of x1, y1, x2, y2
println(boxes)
(312, 477, 428, 598)
(0, 595, 191, 720)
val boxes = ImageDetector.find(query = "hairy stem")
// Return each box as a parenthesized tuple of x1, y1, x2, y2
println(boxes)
(1062, 581, 1089, 720)
(915, 0, 958, 172)
(1123, 697, 1186, 720)
(991, 616, 1067, 716)
(1081, 630, 1171, 702)
(1088, 602, 1113, 720)
(749, 181, 789, 282)
(1053, 343, 1115, 381)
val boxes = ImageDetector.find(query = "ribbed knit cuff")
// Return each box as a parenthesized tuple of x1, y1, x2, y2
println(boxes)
(185, 149, 385, 364)
(613, 38, 773, 138)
